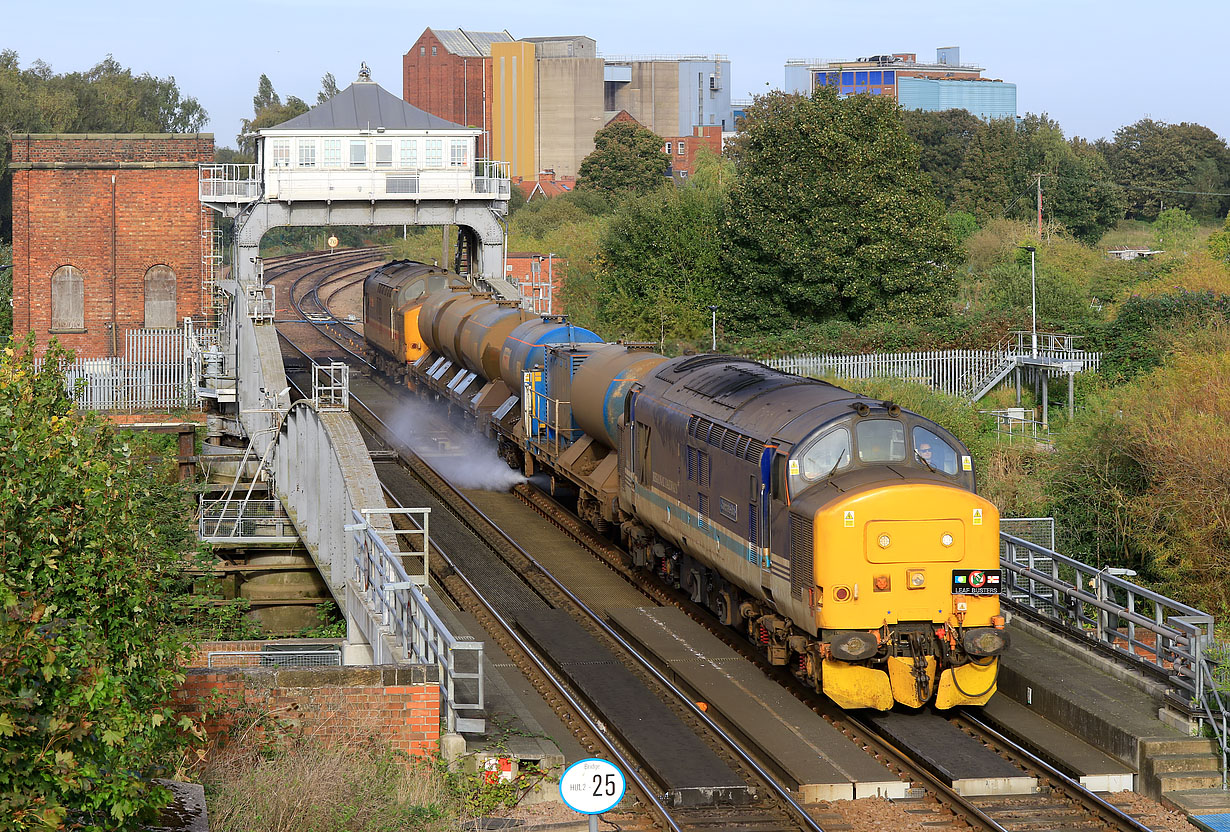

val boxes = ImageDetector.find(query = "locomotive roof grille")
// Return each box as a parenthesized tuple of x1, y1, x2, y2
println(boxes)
(688, 414, 766, 463)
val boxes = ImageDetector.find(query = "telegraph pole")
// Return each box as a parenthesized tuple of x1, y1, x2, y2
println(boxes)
(1036, 173, 1043, 238)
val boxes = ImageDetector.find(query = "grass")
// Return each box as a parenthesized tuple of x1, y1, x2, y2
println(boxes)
(202, 734, 460, 832)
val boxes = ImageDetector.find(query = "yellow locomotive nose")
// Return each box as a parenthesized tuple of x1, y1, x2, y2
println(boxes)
(811, 482, 1002, 710)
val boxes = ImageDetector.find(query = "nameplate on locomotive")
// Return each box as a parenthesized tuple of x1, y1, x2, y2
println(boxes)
(951, 569, 1001, 595)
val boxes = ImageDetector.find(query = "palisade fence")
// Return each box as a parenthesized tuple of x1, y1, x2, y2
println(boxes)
(35, 329, 192, 412)
(765, 350, 1012, 398)
(765, 341, 1100, 401)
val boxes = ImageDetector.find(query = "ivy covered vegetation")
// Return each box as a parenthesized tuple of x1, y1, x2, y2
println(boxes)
(0, 339, 201, 829)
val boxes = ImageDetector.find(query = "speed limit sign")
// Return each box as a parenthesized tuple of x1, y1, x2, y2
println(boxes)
(327, 235, 339, 249)
(559, 758, 625, 815)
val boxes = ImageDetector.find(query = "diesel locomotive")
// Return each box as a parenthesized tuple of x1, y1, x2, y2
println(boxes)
(364, 261, 1008, 710)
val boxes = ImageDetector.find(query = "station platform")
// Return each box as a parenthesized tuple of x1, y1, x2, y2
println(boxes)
(866, 711, 1035, 796)
(519, 607, 750, 807)
(976, 694, 1135, 791)
(609, 605, 907, 802)
(998, 617, 1230, 816)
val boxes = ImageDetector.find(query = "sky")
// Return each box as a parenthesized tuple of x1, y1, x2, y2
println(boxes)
(3, 0, 1227, 148)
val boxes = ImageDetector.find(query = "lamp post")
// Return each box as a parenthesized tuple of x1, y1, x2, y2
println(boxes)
(708, 305, 718, 352)
(1019, 246, 1038, 357)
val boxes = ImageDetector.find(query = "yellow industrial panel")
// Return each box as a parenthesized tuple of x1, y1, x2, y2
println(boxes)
(491, 41, 537, 179)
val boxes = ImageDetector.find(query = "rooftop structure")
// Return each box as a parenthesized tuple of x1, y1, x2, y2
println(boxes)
(404, 28, 734, 181)
(785, 46, 1016, 121)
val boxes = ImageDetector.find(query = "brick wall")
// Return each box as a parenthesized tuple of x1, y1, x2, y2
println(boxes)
(403, 30, 494, 157)
(10, 134, 214, 358)
(174, 663, 441, 757)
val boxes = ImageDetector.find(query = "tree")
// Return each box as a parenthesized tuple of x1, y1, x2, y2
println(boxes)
(723, 89, 961, 329)
(317, 72, 340, 105)
(954, 115, 1124, 244)
(901, 108, 984, 206)
(1154, 207, 1198, 255)
(1102, 118, 1230, 220)
(576, 121, 670, 197)
(0, 243, 11, 339)
(0, 51, 206, 241)
(0, 339, 200, 827)
(591, 147, 730, 343)
(237, 74, 309, 158)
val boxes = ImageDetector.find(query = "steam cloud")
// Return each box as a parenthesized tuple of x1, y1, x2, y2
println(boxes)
(387, 395, 527, 492)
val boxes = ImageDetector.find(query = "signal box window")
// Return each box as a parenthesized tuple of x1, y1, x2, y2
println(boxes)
(349, 140, 367, 167)
(400, 139, 418, 168)
(912, 426, 958, 475)
(270, 139, 290, 168)
(297, 139, 316, 168)
(323, 139, 342, 167)
(426, 139, 443, 168)
(449, 139, 469, 168)
(50, 265, 84, 331)
(856, 420, 906, 463)
(375, 140, 394, 167)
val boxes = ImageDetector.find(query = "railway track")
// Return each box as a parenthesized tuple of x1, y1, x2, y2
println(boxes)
(264, 249, 1162, 832)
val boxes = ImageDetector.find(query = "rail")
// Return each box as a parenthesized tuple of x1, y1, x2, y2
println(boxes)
(348, 508, 483, 733)
(1000, 532, 1227, 783)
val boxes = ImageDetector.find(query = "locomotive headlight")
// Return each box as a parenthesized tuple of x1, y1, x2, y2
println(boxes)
(878, 534, 891, 549)
(963, 627, 1010, 657)
(941, 533, 954, 548)
(907, 569, 926, 589)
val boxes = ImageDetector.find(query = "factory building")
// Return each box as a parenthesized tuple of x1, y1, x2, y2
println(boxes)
(404, 28, 732, 181)
(784, 46, 1017, 121)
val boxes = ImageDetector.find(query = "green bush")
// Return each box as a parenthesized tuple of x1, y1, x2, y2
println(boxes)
(0, 338, 199, 828)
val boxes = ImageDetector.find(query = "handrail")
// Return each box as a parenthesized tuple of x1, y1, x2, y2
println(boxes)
(349, 508, 483, 733)
(1000, 531, 1228, 786)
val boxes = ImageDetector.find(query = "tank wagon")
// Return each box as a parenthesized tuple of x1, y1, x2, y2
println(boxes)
(364, 263, 1008, 710)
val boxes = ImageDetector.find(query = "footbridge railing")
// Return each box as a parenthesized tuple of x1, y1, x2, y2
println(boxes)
(1001, 532, 1227, 784)
(349, 509, 484, 733)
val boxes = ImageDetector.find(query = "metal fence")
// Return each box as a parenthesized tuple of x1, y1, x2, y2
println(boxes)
(198, 497, 298, 541)
(207, 649, 342, 668)
(766, 334, 1100, 400)
(999, 531, 1226, 782)
(349, 508, 483, 733)
(1000, 518, 1055, 606)
(38, 328, 192, 411)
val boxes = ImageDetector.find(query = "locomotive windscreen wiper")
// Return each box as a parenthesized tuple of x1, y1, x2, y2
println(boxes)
(827, 448, 847, 479)
(915, 449, 938, 474)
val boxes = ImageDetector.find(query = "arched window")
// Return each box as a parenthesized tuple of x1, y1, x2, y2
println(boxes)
(144, 265, 177, 329)
(50, 265, 84, 331)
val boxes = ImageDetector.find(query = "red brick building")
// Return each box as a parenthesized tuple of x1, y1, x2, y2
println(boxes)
(10, 133, 215, 358)
(507, 251, 563, 315)
(663, 125, 723, 178)
(403, 29, 512, 160)
(512, 169, 576, 202)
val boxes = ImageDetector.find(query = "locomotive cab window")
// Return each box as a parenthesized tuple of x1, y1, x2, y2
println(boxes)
(912, 426, 959, 475)
(788, 427, 850, 496)
(855, 420, 906, 463)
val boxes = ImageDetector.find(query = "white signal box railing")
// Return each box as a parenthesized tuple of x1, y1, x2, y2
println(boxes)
(203, 161, 511, 204)
(199, 164, 261, 201)
(1000, 532, 1227, 784)
(348, 508, 484, 733)
(313, 362, 350, 412)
